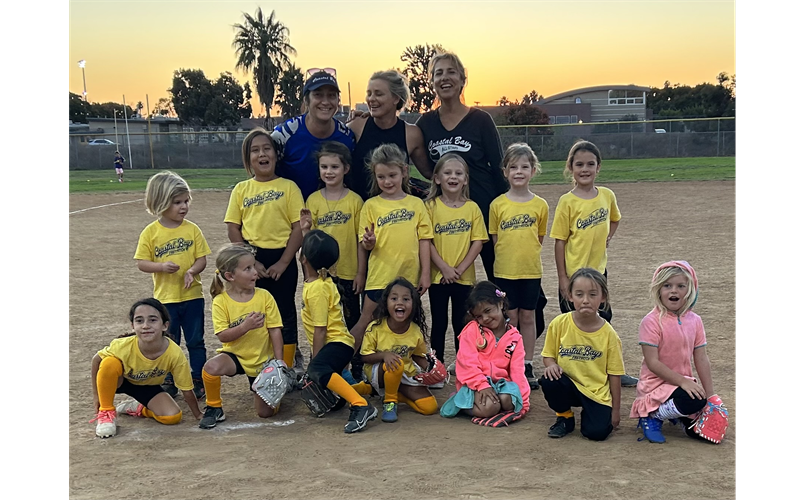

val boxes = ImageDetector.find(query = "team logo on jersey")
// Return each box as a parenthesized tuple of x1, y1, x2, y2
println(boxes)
(126, 366, 168, 382)
(243, 190, 285, 208)
(435, 219, 471, 235)
(229, 314, 248, 329)
(558, 344, 603, 361)
(317, 211, 352, 227)
(576, 208, 608, 230)
(427, 136, 472, 162)
(391, 344, 412, 358)
(500, 214, 536, 231)
(377, 209, 415, 227)
(154, 238, 194, 258)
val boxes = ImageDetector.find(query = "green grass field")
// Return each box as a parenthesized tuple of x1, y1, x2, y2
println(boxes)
(69, 156, 735, 194)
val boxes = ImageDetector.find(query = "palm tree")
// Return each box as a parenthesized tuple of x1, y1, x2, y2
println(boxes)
(232, 8, 296, 121)
(274, 63, 304, 119)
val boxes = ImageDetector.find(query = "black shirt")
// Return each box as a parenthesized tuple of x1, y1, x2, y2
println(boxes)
(348, 117, 409, 201)
(416, 108, 507, 223)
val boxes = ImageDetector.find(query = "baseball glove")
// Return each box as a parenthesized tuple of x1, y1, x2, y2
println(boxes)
(299, 373, 342, 418)
(408, 178, 430, 200)
(413, 350, 449, 386)
(251, 359, 295, 409)
(688, 394, 728, 444)
(471, 410, 525, 427)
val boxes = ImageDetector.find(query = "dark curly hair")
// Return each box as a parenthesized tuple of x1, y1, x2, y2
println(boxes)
(368, 277, 429, 342)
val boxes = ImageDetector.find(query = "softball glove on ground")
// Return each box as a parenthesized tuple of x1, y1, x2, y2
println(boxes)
(299, 373, 342, 417)
(688, 394, 728, 444)
(413, 350, 449, 386)
(251, 359, 295, 409)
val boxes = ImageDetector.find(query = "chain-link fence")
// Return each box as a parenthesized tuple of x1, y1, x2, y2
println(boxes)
(69, 117, 735, 170)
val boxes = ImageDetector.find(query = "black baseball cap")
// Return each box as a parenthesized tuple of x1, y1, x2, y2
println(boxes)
(303, 71, 340, 95)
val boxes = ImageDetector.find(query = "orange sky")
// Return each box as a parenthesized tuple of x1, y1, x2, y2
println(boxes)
(68, 0, 735, 115)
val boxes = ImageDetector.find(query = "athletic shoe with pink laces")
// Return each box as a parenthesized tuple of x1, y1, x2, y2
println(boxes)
(90, 409, 117, 438)
(115, 399, 145, 417)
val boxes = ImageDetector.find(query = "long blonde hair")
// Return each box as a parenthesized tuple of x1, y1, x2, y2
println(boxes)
(650, 265, 697, 320)
(209, 243, 255, 298)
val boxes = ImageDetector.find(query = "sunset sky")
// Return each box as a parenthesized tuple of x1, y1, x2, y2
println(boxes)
(68, 0, 735, 115)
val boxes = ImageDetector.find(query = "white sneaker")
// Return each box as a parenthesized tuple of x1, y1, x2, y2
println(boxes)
(91, 410, 117, 438)
(115, 399, 144, 417)
(447, 362, 456, 376)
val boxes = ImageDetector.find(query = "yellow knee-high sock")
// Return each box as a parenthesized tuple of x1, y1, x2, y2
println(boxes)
(283, 344, 297, 368)
(399, 394, 438, 415)
(202, 369, 222, 408)
(97, 357, 123, 411)
(141, 407, 182, 425)
(351, 381, 373, 396)
(327, 374, 367, 407)
(556, 410, 574, 418)
(383, 362, 404, 403)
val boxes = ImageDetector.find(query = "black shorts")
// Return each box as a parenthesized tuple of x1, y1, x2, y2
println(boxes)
(495, 278, 544, 310)
(117, 380, 164, 407)
(307, 341, 354, 387)
(363, 289, 383, 304)
(222, 351, 257, 391)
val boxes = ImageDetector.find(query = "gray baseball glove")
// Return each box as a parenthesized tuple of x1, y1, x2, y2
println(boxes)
(251, 359, 295, 408)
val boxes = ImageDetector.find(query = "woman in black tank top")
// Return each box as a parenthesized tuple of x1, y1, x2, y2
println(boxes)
(347, 70, 431, 200)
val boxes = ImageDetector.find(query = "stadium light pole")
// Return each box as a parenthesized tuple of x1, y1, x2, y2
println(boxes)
(78, 60, 87, 101)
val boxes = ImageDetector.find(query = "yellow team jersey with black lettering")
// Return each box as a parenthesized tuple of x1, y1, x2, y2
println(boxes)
(306, 189, 363, 280)
(359, 195, 433, 291)
(97, 335, 193, 390)
(212, 288, 283, 377)
(549, 187, 621, 277)
(360, 319, 428, 378)
(541, 312, 626, 406)
(224, 177, 304, 249)
(427, 197, 488, 285)
(133, 219, 211, 304)
(488, 193, 549, 279)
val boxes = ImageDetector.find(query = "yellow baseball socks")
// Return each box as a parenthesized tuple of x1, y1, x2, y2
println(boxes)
(327, 373, 368, 407)
(96, 357, 124, 411)
(398, 394, 438, 415)
(382, 362, 404, 403)
(202, 369, 222, 408)
(283, 344, 297, 368)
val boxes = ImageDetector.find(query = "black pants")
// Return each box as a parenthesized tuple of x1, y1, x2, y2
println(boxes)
(539, 373, 613, 441)
(307, 341, 354, 388)
(429, 282, 472, 362)
(333, 278, 361, 332)
(558, 269, 613, 323)
(479, 239, 495, 282)
(253, 246, 299, 345)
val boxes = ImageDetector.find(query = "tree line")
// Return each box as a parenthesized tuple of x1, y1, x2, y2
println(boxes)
(69, 7, 735, 129)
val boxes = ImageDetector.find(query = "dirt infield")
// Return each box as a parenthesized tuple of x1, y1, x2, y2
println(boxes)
(69, 180, 735, 500)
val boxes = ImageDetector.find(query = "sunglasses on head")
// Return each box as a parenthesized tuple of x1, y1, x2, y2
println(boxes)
(306, 67, 337, 78)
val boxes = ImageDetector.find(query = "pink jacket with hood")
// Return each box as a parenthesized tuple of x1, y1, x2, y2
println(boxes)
(454, 321, 531, 413)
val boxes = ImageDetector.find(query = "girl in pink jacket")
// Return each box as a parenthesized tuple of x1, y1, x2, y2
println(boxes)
(439, 281, 530, 427)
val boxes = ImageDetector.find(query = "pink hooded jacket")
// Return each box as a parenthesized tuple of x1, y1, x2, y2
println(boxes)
(454, 321, 531, 413)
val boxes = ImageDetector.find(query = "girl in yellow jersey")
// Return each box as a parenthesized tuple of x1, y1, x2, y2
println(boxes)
(425, 153, 488, 369)
(350, 144, 434, 351)
(549, 140, 637, 387)
(489, 143, 549, 390)
(90, 298, 202, 438)
(300, 229, 378, 433)
(301, 141, 366, 382)
(198, 244, 286, 429)
(225, 128, 304, 369)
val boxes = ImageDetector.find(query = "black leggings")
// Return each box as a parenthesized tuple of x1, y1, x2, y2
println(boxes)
(253, 246, 299, 345)
(428, 282, 471, 362)
(539, 373, 613, 441)
(307, 341, 354, 388)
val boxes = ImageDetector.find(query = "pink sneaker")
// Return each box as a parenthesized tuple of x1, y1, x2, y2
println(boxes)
(115, 399, 145, 417)
(90, 410, 117, 438)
